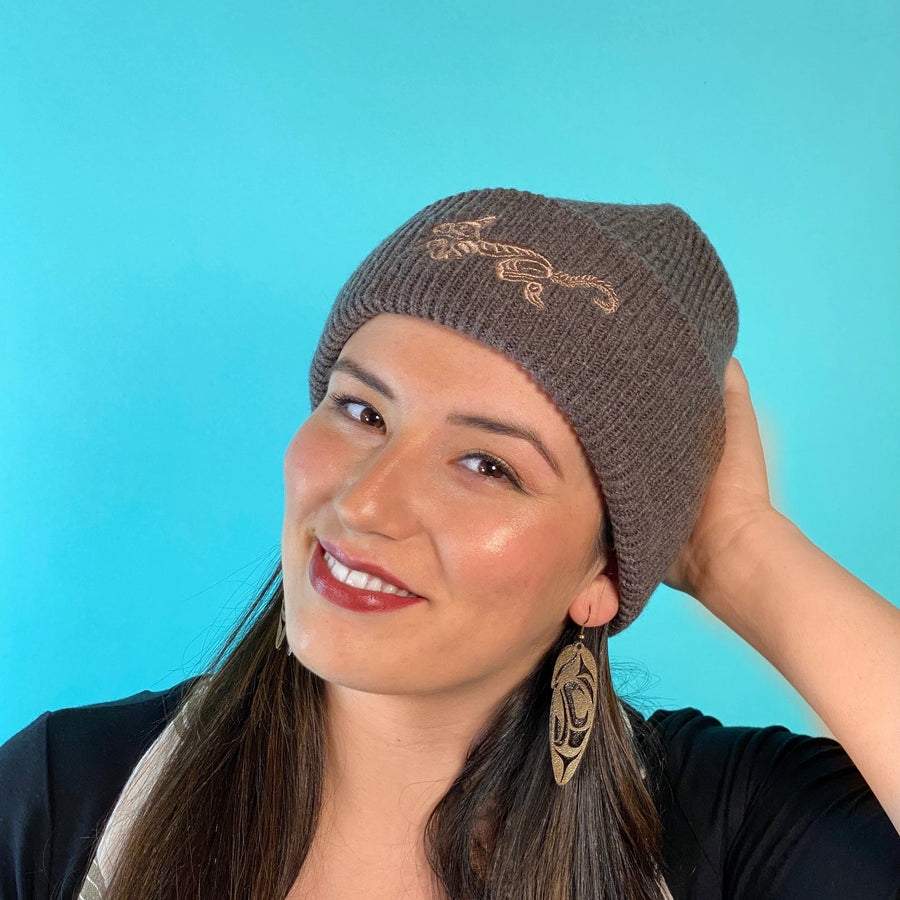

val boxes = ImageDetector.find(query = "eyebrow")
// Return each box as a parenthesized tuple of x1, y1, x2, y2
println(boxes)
(331, 359, 397, 401)
(330, 358, 564, 479)
(446, 413, 563, 479)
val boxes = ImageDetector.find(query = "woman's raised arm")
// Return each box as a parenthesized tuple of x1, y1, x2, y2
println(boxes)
(667, 359, 900, 832)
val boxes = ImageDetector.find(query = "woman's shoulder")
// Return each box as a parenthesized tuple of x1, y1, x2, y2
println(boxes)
(642, 705, 881, 808)
(1, 680, 194, 809)
(0, 680, 193, 900)
(635, 706, 900, 899)
(7, 679, 191, 752)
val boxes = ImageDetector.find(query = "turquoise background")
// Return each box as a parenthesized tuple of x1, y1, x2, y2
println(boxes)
(2, 0, 898, 744)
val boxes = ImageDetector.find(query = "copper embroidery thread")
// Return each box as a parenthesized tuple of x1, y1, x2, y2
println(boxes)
(420, 216, 620, 313)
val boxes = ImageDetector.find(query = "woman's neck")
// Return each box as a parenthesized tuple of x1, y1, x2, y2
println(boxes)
(288, 683, 502, 900)
(322, 681, 503, 829)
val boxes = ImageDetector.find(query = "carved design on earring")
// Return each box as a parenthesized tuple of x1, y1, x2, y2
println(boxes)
(275, 602, 288, 653)
(549, 611, 598, 785)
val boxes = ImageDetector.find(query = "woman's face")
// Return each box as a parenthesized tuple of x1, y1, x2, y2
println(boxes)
(282, 314, 616, 701)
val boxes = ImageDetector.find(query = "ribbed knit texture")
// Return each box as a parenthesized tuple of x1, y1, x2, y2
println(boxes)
(309, 189, 738, 632)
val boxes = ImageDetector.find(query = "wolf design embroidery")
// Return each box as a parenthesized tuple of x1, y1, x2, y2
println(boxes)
(420, 216, 620, 313)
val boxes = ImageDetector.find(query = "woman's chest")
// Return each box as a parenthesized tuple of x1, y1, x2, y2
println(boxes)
(285, 832, 445, 900)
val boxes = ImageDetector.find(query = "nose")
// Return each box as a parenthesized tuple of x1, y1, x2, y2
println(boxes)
(334, 437, 423, 540)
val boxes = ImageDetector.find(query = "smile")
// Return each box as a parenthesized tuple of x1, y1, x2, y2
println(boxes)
(323, 550, 417, 597)
(308, 541, 426, 613)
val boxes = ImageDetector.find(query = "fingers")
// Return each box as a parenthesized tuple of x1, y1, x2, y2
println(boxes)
(720, 356, 770, 496)
(724, 357, 750, 400)
(723, 357, 759, 427)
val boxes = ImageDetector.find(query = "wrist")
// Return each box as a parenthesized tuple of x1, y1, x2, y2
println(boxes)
(688, 505, 796, 621)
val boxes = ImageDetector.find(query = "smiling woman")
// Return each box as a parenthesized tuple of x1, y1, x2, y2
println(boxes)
(1, 189, 898, 900)
(282, 316, 615, 699)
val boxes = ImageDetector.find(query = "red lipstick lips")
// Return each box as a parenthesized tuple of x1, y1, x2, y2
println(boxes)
(309, 540, 425, 613)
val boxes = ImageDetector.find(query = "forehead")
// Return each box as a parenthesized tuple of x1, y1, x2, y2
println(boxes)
(338, 314, 549, 402)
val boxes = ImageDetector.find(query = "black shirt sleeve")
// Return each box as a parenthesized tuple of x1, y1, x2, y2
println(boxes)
(0, 683, 191, 900)
(0, 711, 53, 900)
(649, 708, 900, 899)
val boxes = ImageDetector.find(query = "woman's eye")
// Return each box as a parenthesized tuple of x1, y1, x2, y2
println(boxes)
(330, 394, 386, 431)
(461, 453, 521, 489)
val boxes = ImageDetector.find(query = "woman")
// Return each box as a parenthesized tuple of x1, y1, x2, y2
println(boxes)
(2, 188, 898, 899)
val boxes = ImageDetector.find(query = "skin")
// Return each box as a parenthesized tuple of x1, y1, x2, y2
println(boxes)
(281, 314, 618, 703)
(280, 314, 899, 898)
(281, 314, 617, 899)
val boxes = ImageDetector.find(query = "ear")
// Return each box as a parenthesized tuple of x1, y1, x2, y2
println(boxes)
(567, 573, 619, 628)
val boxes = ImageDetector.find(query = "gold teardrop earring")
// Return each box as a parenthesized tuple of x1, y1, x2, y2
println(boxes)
(548, 605, 599, 786)
(275, 601, 289, 654)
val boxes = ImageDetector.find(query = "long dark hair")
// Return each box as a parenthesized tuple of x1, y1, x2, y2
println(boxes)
(103, 562, 664, 899)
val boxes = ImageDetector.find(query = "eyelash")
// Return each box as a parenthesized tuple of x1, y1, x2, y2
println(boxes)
(327, 392, 524, 490)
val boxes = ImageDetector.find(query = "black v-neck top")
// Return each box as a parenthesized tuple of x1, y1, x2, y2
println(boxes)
(1, 682, 898, 899)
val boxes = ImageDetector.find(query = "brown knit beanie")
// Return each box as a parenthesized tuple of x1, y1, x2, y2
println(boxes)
(309, 188, 738, 633)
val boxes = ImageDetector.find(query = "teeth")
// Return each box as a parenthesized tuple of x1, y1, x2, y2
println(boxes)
(324, 550, 415, 597)
(330, 558, 351, 582)
(345, 569, 369, 589)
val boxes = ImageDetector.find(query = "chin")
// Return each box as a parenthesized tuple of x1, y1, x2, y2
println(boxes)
(289, 645, 428, 696)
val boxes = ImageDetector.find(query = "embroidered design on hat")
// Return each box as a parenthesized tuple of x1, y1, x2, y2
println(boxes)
(420, 216, 620, 312)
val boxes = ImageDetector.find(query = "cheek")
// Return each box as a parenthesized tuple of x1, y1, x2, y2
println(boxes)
(467, 492, 600, 628)
(283, 412, 347, 516)
(437, 504, 586, 609)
